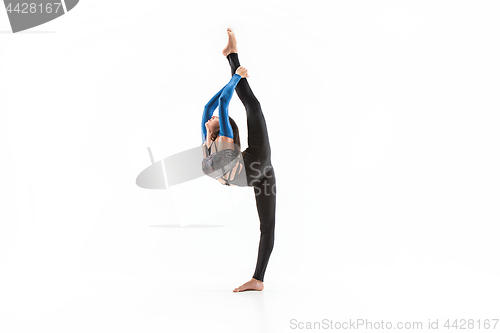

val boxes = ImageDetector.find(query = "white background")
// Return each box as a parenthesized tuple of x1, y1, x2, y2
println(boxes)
(1, 0, 499, 332)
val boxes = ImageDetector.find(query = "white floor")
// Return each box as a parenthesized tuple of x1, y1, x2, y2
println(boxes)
(1, 264, 498, 332)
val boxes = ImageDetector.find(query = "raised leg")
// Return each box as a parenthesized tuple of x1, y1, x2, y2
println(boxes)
(226, 53, 271, 160)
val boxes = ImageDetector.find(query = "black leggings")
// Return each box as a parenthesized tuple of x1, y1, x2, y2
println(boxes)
(226, 53, 276, 283)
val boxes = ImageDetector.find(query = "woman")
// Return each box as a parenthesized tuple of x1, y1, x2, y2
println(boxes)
(201, 28, 277, 292)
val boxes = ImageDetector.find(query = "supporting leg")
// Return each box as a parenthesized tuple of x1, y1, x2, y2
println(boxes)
(251, 166, 277, 282)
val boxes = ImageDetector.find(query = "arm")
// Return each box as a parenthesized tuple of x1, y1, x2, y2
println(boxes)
(218, 73, 242, 139)
(201, 85, 227, 144)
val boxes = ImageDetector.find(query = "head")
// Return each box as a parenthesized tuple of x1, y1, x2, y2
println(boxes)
(206, 115, 240, 149)
(205, 115, 220, 133)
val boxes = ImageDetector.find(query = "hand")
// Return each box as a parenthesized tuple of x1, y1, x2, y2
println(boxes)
(236, 66, 249, 78)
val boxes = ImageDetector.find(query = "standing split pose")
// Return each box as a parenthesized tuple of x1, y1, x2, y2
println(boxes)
(200, 28, 277, 292)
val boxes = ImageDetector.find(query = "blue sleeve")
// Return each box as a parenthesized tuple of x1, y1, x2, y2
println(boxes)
(201, 85, 227, 144)
(218, 73, 242, 139)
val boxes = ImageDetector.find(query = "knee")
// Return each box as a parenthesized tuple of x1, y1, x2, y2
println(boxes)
(260, 223, 276, 236)
(263, 231, 275, 250)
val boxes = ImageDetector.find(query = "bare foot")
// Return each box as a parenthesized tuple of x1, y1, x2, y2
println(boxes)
(233, 278, 264, 292)
(222, 27, 238, 57)
(236, 66, 249, 78)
